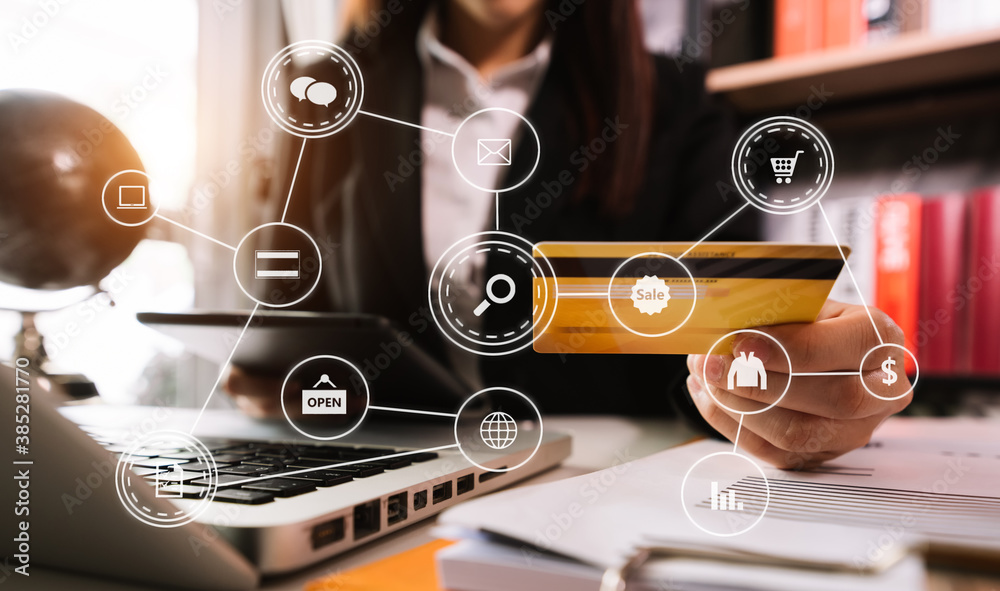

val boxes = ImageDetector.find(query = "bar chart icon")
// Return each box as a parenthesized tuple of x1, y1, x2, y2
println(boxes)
(710, 481, 743, 511)
(255, 250, 301, 279)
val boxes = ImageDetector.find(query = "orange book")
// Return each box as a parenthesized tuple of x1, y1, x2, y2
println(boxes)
(875, 194, 922, 374)
(306, 540, 453, 591)
(775, 0, 824, 57)
(824, 0, 868, 48)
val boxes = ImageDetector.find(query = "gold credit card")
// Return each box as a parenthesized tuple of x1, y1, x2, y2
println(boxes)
(532, 242, 848, 355)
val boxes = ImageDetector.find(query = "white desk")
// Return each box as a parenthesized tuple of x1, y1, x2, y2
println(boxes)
(29, 417, 1000, 591)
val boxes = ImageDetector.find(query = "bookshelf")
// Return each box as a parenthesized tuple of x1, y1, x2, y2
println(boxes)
(707, 27, 1000, 114)
(705, 22, 1000, 397)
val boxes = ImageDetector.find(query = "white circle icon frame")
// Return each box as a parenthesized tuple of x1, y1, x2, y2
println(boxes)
(114, 430, 218, 528)
(280, 354, 371, 441)
(607, 252, 697, 338)
(454, 387, 543, 473)
(680, 451, 770, 538)
(731, 116, 835, 216)
(860, 343, 919, 401)
(101, 169, 159, 227)
(451, 107, 541, 194)
(232, 222, 323, 309)
(261, 40, 364, 139)
(702, 329, 792, 416)
(428, 231, 559, 357)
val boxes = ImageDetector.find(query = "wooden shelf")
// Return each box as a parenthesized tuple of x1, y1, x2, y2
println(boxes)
(707, 27, 1000, 113)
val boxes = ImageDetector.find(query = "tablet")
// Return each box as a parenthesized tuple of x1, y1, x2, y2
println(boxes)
(137, 310, 468, 411)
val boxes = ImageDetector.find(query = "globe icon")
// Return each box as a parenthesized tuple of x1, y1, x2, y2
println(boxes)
(480, 411, 518, 450)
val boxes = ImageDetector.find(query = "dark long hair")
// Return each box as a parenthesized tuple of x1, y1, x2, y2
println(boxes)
(344, 0, 653, 217)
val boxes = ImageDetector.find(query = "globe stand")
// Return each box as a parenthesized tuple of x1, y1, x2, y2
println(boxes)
(13, 311, 99, 400)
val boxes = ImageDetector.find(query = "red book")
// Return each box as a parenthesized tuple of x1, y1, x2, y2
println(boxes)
(824, 0, 868, 48)
(775, 0, 824, 57)
(875, 194, 921, 373)
(968, 187, 1000, 375)
(918, 194, 967, 375)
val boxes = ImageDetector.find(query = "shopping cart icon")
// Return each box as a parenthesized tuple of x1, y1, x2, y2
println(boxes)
(770, 150, 804, 184)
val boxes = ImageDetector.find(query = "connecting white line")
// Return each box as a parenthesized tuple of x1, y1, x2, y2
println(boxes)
(154, 214, 237, 252)
(359, 109, 455, 137)
(791, 371, 861, 377)
(369, 405, 458, 418)
(557, 292, 603, 297)
(733, 414, 744, 453)
(189, 303, 260, 434)
(281, 138, 308, 223)
(678, 202, 750, 260)
(495, 192, 500, 230)
(817, 203, 884, 345)
(220, 443, 460, 487)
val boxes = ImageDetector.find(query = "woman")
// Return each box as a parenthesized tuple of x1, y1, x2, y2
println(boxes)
(227, 0, 911, 469)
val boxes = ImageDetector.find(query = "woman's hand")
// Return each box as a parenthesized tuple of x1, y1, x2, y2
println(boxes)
(686, 300, 912, 470)
(222, 366, 289, 419)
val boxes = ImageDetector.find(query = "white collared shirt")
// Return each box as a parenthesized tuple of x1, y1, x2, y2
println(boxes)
(417, 10, 551, 275)
(416, 10, 551, 387)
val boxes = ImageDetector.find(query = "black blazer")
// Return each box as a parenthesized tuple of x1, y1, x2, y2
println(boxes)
(277, 22, 759, 416)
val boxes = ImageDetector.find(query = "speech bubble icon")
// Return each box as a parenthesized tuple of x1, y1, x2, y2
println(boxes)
(290, 76, 315, 101)
(306, 82, 337, 107)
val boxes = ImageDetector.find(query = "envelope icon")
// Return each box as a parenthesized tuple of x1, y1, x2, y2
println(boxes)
(477, 138, 512, 166)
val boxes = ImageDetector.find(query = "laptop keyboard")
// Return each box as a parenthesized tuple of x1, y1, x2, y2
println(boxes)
(84, 429, 439, 506)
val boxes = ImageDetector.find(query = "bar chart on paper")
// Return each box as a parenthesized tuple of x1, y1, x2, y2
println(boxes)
(710, 481, 744, 511)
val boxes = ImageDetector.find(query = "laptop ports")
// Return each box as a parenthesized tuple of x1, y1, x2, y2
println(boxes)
(479, 468, 506, 483)
(456, 474, 474, 496)
(353, 500, 380, 540)
(387, 492, 408, 525)
(413, 490, 428, 511)
(432, 481, 452, 505)
(311, 516, 345, 550)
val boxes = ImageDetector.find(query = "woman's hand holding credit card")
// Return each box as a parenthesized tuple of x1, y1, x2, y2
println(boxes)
(687, 300, 912, 469)
(532, 242, 913, 468)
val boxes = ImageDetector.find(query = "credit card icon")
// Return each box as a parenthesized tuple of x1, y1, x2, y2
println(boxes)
(533, 242, 847, 355)
(255, 250, 300, 279)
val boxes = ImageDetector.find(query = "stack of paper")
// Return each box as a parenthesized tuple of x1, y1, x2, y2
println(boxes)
(436, 419, 1000, 590)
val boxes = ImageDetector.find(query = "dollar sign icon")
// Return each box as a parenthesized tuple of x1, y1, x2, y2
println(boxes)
(881, 357, 898, 386)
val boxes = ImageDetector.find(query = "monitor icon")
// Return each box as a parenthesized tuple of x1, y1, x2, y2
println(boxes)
(117, 185, 147, 210)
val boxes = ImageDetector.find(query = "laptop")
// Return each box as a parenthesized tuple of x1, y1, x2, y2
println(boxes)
(0, 314, 571, 590)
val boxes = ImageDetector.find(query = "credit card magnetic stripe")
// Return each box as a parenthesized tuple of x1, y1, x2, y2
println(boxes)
(546, 257, 844, 281)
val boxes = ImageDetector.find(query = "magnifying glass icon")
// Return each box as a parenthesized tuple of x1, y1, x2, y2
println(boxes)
(474, 273, 516, 317)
